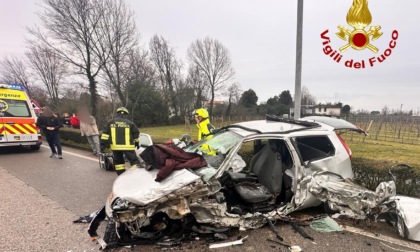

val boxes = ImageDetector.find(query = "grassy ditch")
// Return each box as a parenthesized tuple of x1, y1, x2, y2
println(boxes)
(343, 135, 420, 197)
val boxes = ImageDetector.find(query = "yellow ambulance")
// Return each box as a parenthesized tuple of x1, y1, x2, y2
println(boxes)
(0, 83, 42, 150)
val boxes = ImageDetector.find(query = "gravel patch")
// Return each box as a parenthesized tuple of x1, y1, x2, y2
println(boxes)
(0, 166, 97, 252)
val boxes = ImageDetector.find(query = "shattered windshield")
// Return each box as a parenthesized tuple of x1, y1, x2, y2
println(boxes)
(185, 131, 243, 155)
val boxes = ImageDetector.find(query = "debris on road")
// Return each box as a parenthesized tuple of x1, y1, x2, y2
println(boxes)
(310, 216, 343, 232)
(291, 223, 314, 240)
(265, 217, 284, 241)
(208, 235, 248, 249)
(266, 238, 292, 250)
(289, 245, 303, 252)
(214, 233, 229, 240)
(156, 238, 182, 247)
(73, 210, 99, 223)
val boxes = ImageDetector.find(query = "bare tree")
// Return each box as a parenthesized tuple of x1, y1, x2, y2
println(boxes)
(26, 44, 67, 108)
(0, 56, 31, 94)
(124, 49, 157, 117)
(149, 35, 181, 117)
(28, 0, 111, 116)
(186, 65, 209, 109)
(97, 0, 138, 106)
(187, 37, 235, 118)
(301, 86, 317, 105)
(224, 82, 241, 116)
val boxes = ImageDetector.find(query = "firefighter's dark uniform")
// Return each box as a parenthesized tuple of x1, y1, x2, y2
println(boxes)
(101, 109, 140, 175)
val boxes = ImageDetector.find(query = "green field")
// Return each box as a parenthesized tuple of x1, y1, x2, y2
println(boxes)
(141, 124, 198, 144)
(344, 136, 420, 169)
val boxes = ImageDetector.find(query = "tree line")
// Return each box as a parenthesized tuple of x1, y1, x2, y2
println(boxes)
(0, 0, 322, 127)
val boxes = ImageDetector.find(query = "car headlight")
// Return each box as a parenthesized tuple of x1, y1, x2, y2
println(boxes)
(112, 198, 130, 211)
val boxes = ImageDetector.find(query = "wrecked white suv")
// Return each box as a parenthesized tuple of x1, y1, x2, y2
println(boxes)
(91, 115, 408, 248)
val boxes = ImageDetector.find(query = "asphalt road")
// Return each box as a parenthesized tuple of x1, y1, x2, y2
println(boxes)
(1, 144, 419, 252)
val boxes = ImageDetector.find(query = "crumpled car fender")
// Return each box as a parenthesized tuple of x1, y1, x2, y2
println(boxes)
(307, 171, 396, 219)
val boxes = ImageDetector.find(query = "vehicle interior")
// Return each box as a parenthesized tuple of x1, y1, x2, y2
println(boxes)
(219, 138, 295, 214)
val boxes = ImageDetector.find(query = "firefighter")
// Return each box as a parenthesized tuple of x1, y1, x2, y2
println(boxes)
(193, 108, 215, 141)
(100, 107, 140, 175)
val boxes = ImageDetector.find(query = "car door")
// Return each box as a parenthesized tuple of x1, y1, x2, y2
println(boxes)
(135, 133, 153, 157)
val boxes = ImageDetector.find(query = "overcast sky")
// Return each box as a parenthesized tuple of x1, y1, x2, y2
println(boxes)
(1, 0, 419, 113)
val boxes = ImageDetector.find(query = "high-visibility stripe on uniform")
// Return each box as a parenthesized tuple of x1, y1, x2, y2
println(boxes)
(114, 164, 126, 171)
(111, 128, 116, 145)
(110, 145, 135, 151)
(125, 128, 130, 146)
(101, 133, 109, 140)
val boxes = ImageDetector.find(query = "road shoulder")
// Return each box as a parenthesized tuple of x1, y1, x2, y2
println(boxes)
(0, 166, 96, 251)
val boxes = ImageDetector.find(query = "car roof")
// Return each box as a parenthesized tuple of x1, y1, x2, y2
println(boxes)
(230, 119, 330, 137)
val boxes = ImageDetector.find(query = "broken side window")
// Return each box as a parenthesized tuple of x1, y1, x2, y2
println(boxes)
(294, 136, 335, 163)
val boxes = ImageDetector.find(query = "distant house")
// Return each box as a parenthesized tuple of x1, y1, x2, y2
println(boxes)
(312, 104, 341, 116)
(290, 104, 341, 117)
(204, 100, 225, 105)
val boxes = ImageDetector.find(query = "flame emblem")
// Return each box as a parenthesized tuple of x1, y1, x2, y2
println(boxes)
(336, 0, 382, 52)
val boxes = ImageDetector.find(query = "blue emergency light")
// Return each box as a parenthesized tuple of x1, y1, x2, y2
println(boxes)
(0, 83, 25, 90)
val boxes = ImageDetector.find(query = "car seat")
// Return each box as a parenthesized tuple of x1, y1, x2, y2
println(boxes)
(234, 140, 283, 203)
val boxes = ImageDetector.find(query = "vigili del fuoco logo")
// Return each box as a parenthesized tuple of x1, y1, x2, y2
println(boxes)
(320, 0, 398, 69)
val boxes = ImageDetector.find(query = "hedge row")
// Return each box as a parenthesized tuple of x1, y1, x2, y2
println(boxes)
(59, 127, 89, 144)
(352, 157, 420, 197)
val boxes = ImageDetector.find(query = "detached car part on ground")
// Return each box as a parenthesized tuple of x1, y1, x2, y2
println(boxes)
(89, 115, 420, 249)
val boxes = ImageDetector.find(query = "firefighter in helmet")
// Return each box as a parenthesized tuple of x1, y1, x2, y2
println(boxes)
(100, 107, 141, 175)
(193, 108, 215, 141)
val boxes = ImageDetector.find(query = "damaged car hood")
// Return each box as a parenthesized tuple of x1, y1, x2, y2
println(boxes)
(112, 168, 201, 206)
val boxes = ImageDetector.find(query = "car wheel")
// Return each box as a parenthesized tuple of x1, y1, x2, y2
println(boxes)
(103, 221, 119, 249)
(30, 145, 40, 150)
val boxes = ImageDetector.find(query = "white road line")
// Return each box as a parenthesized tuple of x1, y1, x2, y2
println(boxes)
(343, 225, 420, 251)
(41, 145, 98, 162)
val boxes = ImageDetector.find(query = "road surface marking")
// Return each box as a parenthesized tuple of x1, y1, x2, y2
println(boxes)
(343, 225, 420, 251)
(41, 145, 98, 162)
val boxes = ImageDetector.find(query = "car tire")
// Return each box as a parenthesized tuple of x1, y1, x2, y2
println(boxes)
(103, 221, 119, 249)
(30, 145, 40, 150)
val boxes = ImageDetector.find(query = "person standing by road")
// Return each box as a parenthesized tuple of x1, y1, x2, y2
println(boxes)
(79, 109, 100, 156)
(36, 107, 64, 159)
(100, 107, 141, 175)
(62, 113, 70, 127)
(193, 108, 215, 141)
(69, 113, 80, 129)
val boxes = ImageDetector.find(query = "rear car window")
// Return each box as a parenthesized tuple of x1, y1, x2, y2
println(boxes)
(294, 136, 335, 162)
(0, 99, 31, 117)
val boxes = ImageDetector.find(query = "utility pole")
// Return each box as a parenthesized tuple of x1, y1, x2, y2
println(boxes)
(294, 0, 304, 119)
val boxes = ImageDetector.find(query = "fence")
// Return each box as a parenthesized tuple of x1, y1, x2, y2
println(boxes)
(344, 115, 420, 145)
(210, 114, 420, 145)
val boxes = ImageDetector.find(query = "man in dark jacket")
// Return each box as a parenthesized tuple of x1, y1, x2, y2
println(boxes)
(36, 107, 64, 159)
(100, 107, 140, 175)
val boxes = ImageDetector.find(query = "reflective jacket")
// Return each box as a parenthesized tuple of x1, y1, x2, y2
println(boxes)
(197, 118, 214, 141)
(101, 115, 139, 151)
